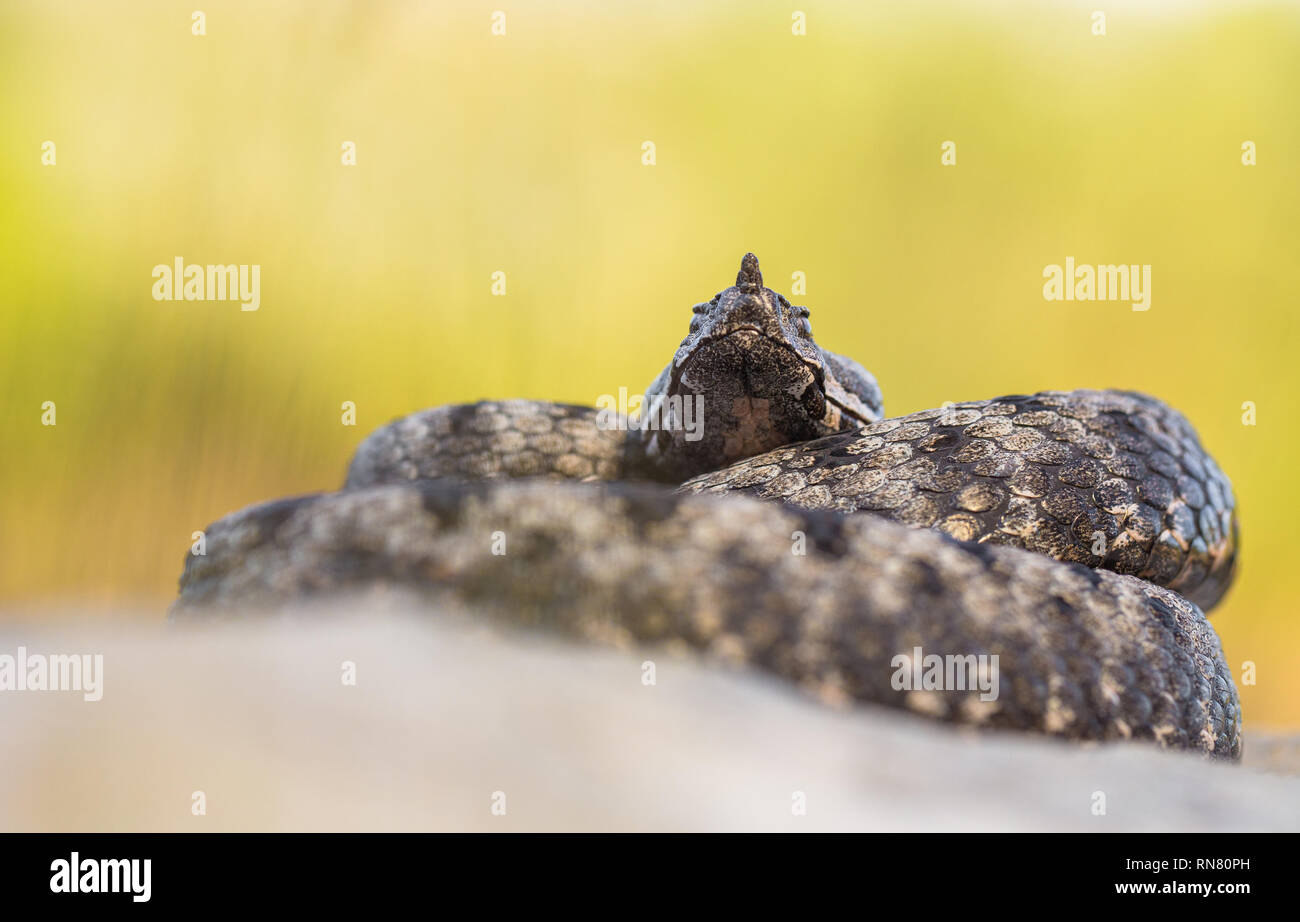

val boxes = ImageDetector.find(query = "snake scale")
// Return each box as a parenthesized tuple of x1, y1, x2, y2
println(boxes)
(174, 254, 1243, 759)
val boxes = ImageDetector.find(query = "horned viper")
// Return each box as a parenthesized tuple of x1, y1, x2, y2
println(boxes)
(174, 254, 1242, 759)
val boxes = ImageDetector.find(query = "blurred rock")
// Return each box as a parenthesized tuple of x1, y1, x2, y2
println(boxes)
(0, 603, 1294, 832)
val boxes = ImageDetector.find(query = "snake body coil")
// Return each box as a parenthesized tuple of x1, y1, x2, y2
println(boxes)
(175, 254, 1242, 759)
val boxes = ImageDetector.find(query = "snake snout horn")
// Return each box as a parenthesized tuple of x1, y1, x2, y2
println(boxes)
(736, 252, 763, 291)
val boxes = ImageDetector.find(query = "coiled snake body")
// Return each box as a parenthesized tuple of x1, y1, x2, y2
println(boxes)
(175, 254, 1242, 759)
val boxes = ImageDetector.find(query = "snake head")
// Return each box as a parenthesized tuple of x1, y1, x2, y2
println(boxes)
(636, 253, 884, 481)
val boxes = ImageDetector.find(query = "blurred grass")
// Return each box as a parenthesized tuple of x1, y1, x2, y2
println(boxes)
(1, 0, 1297, 727)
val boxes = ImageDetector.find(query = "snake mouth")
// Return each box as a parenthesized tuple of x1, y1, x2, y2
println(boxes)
(672, 327, 825, 398)
(826, 392, 875, 427)
(657, 327, 837, 466)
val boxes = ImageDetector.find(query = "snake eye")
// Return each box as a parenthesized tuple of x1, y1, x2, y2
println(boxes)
(690, 316, 703, 333)
(691, 302, 709, 314)
(794, 305, 811, 337)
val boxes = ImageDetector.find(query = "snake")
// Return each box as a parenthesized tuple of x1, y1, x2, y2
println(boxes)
(173, 253, 1243, 760)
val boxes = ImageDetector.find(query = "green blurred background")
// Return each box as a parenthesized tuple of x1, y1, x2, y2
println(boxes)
(1, 1, 1297, 727)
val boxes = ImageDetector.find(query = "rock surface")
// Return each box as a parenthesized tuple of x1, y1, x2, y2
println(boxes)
(0, 603, 1293, 831)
